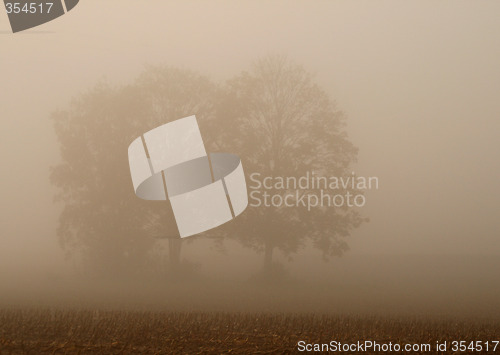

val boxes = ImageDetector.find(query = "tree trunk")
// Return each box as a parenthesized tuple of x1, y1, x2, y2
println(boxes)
(169, 238, 182, 271)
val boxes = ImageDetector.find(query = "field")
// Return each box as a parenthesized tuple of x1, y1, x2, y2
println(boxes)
(0, 310, 499, 354)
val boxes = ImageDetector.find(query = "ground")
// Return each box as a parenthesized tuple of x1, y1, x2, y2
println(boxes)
(0, 310, 498, 354)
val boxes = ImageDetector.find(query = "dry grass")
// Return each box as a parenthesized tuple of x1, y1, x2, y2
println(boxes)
(0, 310, 498, 354)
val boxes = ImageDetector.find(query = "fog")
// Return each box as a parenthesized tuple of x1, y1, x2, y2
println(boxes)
(0, 1, 499, 316)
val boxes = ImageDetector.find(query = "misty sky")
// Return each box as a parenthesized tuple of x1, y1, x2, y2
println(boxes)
(1, 1, 499, 276)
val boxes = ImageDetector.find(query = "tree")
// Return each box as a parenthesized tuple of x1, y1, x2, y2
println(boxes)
(51, 66, 218, 277)
(51, 58, 365, 279)
(215, 56, 366, 274)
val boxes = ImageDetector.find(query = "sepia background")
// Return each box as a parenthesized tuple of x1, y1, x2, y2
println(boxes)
(1, 1, 499, 316)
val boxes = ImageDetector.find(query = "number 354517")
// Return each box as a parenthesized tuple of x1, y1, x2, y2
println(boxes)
(5, 2, 54, 14)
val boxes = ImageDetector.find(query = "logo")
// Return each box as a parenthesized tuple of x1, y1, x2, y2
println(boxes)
(4, 0, 79, 33)
(128, 115, 248, 238)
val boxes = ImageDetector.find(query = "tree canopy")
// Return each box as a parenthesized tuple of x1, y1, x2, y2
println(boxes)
(51, 67, 217, 276)
(215, 56, 365, 270)
(51, 57, 366, 277)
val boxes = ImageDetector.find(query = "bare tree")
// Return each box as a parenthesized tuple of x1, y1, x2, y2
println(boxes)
(215, 56, 366, 274)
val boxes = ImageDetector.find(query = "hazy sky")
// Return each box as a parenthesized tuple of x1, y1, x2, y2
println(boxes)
(1, 1, 499, 276)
